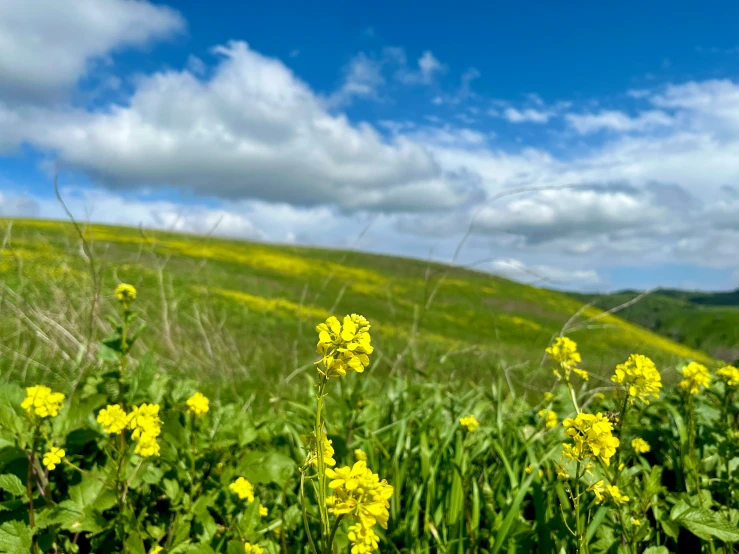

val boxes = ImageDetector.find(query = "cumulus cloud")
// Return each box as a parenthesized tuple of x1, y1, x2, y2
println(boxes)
(5, 42, 476, 212)
(503, 107, 556, 123)
(565, 109, 673, 134)
(0, 0, 184, 103)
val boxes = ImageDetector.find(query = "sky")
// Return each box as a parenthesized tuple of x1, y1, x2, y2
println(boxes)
(2, 1, 739, 292)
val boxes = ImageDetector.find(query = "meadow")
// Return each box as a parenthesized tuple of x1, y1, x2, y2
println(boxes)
(0, 218, 736, 554)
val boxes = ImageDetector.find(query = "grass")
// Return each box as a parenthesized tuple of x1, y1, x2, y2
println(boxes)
(0, 218, 710, 398)
(572, 290, 739, 364)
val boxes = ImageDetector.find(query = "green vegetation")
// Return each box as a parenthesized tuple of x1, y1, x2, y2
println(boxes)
(2, 218, 737, 553)
(572, 290, 739, 364)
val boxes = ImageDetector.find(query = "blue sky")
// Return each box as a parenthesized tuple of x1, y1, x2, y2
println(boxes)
(2, 0, 739, 292)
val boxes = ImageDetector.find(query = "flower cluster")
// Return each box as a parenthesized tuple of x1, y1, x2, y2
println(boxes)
(21, 385, 65, 419)
(326, 461, 394, 553)
(590, 481, 630, 505)
(97, 404, 128, 434)
(186, 392, 210, 416)
(459, 415, 479, 432)
(230, 477, 255, 502)
(717, 365, 739, 387)
(611, 354, 662, 405)
(546, 337, 588, 381)
(243, 542, 264, 554)
(43, 446, 65, 470)
(305, 432, 337, 468)
(315, 314, 373, 378)
(127, 403, 162, 457)
(679, 362, 711, 395)
(114, 283, 137, 303)
(631, 437, 650, 454)
(562, 412, 620, 467)
(538, 409, 558, 429)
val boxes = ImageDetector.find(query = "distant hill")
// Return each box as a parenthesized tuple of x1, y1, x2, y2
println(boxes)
(0, 219, 711, 391)
(570, 289, 739, 364)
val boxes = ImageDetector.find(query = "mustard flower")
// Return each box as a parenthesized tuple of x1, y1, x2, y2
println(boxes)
(243, 543, 264, 554)
(537, 409, 558, 429)
(115, 283, 137, 303)
(631, 518, 641, 526)
(590, 480, 606, 503)
(631, 437, 650, 453)
(134, 434, 160, 457)
(21, 385, 65, 418)
(546, 337, 587, 381)
(679, 362, 711, 395)
(127, 403, 162, 440)
(607, 485, 630, 505)
(717, 365, 739, 387)
(315, 314, 373, 378)
(150, 547, 163, 554)
(611, 354, 662, 404)
(355, 448, 368, 462)
(459, 415, 479, 432)
(347, 522, 380, 554)
(525, 465, 544, 478)
(186, 392, 209, 416)
(230, 477, 255, 502)
(43, 446, 65, 470)
(97, 404, 128, 434)
(327, 460, 394, 531)
(562, 412, 620, 466)
(543, 391, 555, 403)
(259, 504, 268, 517)
(309, 432, 336, 467)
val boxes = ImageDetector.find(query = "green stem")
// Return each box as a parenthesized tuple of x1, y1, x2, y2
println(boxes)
(614, 395, 630, 475)
(314, 376, 329, 551)
(575, 462, 584, 554)
(300, 470, 319, 554)
(567, 377, 580, 414)
(27, 426, 40, 554)
(327, 514, 345, 553)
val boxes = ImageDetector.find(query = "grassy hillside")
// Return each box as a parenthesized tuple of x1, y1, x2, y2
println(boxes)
(573, 289, 739, 364)
(0, 218, 709, 395)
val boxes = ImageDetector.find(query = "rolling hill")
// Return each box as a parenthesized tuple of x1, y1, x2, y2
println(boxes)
(571, 289, 739, 364)
(0, 218, 711, 395)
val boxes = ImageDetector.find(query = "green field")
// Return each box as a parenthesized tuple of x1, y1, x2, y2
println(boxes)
(573, 290, 739, 365)
(0, 218, 710, 394)
(2, 218, 736, 554)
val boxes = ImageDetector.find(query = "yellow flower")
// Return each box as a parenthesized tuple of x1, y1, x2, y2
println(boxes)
(230, 477, 255, 502)
(115, 283, 137, 302)
(309, 432, 336, 468)
(607, 485, 629, 505)
(537, 409, 558, 429)
(134, 434, 160, 457)
(243, 543, 264, 554)
(546, 337, 584, 380)
(631, 437, 650, 453)
(347, 522, 380, 554)
(543, 391, 555, 403)
(355, 448, 368, 462)
(562, 412, 620, 466)
(150, 547, 163, 554)
(42, 446, 65, 470)
(315, 314, 373, 378)
(327, 460, 394, 531)
(259, 504, 268, 517)
(525, 465, 544, 478)
(611, 354, 662, 404)
(590, 480, 606, 503)
(127, 403, 162, 440)
(555, 464, 570, 480)
(97, 404, 128, 434)
(631, 518, 641, 526)
(21, 386, 65, 418)
(717, 365, 739, 387)
(679, 362, 711, 395)
(459, 415, 479, 432)
(186, 392, 209, 416)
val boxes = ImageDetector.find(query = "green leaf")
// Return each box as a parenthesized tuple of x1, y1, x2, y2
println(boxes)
(185, 544, 216, 554)
(129, 352, 157, 404)
(643, 547, 670, 554)
(0, 474, 25, 498)
(671, 500, 739, 542)
(227, 541, 245, 554)
(124, 534, 147, 554)
(163, 478, 182, 505)
(0, 521, 32, 553)
(237, 451, 296, 485)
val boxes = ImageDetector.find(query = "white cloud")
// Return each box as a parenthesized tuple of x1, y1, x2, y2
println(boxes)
(489, 258, 601, 287)
(5, 41, 474, 212)
(565, 109, 673, 134)
(0, 0, 184, 103)
(503, 107, 555, 123)
(328, 52, 385, 106)
(397, 51, 447, 84)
